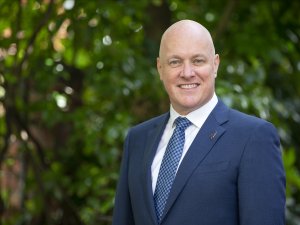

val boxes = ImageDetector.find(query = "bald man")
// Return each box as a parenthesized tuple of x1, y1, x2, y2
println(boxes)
(112, 20, 285, 225)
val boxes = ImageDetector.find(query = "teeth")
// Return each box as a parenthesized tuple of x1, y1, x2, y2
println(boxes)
(180, 84, 198, 89)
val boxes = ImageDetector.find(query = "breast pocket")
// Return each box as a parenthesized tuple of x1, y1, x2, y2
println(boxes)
(196, 161, 229, 174)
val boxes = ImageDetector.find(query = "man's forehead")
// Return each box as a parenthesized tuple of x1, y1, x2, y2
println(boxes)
(159, 20, 215, 57)
(160, 36, 213, 58)
(162, 20, 210, 41)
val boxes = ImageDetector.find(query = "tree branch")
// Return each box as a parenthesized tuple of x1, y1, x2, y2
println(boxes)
(212, 0, 239, 39)
(13, 110, 48, 169)
(0, 102, 13, 165)
(17, 0, 55, 75)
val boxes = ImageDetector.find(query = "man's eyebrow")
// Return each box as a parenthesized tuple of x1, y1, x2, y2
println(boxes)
(192, 54, 206, 58)
(167, 55, 181, 59)
(167, 54, 207, 59)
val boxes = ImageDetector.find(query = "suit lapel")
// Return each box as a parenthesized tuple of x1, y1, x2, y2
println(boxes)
(142, 113, 170, 224)
(161, 101, 229, 222)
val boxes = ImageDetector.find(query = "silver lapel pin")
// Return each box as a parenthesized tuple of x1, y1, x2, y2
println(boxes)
(209, 131, 217, 140)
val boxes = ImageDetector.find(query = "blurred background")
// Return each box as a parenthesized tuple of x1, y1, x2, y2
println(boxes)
(0, 0, 299, 224)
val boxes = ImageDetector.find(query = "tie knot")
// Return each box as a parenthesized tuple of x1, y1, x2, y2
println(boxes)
(174, 117, 191, 130)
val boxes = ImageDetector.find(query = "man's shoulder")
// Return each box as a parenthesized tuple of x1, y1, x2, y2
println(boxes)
(227, 106, 277, 133)
(211, 100, 279, 139)
(130, 112, 169, 132)
(230, 108, 267, 124)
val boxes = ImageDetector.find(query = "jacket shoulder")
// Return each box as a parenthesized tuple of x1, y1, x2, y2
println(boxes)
(130, 112, 169, 132)
(216, 100, 276, 130)
(227, 107, 278, 135)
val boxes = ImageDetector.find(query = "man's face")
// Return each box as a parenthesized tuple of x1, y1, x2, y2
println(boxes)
(157, 24, 219, 115)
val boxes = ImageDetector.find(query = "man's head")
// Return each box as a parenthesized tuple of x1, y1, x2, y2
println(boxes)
(157, 20, 219, 115)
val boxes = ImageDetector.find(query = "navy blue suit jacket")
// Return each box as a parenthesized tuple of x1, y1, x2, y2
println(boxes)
(112, 100, 285, 225)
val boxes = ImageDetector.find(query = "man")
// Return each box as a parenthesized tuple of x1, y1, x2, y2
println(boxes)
(112, 20, 285, 225)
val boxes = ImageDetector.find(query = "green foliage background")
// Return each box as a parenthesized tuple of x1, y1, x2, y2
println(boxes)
(0, 0, 299, 224)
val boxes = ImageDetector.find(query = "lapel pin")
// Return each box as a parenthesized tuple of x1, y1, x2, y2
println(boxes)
(209, 131, 217, 140)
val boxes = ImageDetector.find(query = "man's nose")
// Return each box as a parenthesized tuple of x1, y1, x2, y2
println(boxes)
(181, 62, 195, 78)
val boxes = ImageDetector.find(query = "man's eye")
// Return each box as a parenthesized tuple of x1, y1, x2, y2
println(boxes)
(193, 59, 205, 65)
(169, 60, 181, 67)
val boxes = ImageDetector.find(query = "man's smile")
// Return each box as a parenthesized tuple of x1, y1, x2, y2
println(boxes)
(178, 83, 200, 89)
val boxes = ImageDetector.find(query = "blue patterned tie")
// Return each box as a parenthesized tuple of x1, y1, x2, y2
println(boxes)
(153, 117, 192, 223)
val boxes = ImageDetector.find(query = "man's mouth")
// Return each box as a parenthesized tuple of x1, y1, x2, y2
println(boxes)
(178, 83, 199, 89)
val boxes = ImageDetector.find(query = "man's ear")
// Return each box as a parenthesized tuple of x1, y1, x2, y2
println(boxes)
(157, 57, 163, 80)
(213, 54, 220, 77)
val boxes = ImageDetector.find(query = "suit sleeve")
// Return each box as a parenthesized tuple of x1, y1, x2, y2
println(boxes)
(238, 122, 285, 225)
(112, 131, 135, 225)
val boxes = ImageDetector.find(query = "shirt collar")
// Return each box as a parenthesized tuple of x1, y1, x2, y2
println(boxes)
(169, 93, 218, 128)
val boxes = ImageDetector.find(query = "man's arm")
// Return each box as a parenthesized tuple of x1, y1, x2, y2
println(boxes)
(238, 122, 285, 225)
(112, 132, 134, 225)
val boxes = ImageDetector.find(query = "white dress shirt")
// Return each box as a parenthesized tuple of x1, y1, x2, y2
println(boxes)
(151, 93, 218, 193)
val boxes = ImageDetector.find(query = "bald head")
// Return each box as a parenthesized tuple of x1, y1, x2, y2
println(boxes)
(159, 20, 215, 59)
(156, 19, 220, 115)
